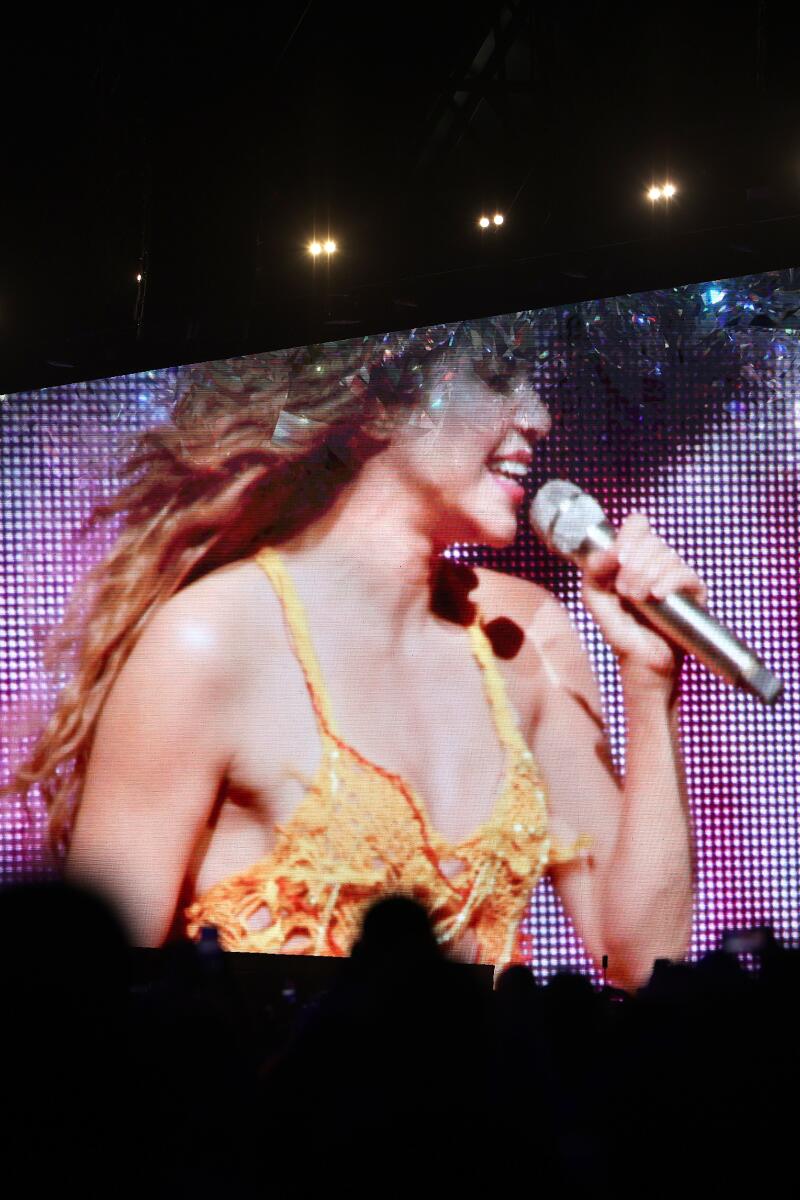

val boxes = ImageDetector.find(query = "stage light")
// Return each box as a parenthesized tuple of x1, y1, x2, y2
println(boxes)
(648, 182, 678, 202)
(493, 213, 504, 225)
(323, 239, 337, 254)
(309, 241, 322, 256)
(478, 216, 490, 228)
(136, 273, 142, 282)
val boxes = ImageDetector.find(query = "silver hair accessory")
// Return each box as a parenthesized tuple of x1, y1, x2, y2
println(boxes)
(270, 409, 325, 449)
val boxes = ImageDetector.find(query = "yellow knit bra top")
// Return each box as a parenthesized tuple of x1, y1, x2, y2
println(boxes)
(185, 547, 587, 970)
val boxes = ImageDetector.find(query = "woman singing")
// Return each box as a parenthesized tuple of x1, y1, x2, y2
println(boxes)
(13, 319, 705, 987)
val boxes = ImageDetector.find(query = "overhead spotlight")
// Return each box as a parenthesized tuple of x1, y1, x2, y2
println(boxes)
(309, 241, 323, 256)
(323, 239, 337, 254)
(648, 182, 678, 202)
(493, 213, 504, 225)
(478, 216, 490, 228)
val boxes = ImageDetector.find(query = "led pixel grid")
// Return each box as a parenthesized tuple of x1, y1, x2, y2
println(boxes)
(1, 271, 797, 981)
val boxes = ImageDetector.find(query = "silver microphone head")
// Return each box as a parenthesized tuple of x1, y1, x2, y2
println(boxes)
(529, 480, 607, 557)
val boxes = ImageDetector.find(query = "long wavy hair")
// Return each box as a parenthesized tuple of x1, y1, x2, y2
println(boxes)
(7, 317, 541, 858)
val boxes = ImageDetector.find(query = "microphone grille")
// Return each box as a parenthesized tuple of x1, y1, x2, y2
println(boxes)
(529, 480, 607, 556)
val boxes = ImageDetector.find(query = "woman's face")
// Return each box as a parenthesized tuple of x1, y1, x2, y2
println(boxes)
(385, 357, 551, 548)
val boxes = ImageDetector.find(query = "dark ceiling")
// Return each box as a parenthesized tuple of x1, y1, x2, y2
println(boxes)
(3, 2, 800, 393)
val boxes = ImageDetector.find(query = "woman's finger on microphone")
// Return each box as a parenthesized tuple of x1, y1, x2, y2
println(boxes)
(614, 514, 661, 600)
(616, 510, 651, 552)
(651, 563, 708, 605)
(583, 547, 620, 588)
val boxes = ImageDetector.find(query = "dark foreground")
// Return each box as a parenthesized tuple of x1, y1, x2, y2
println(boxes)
(1, 883, 795, 1197)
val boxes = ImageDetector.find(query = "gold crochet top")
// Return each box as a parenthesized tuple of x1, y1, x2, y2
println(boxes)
(185, 548, 588, 970)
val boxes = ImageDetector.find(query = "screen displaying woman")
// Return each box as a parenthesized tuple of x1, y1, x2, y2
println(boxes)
(9, 318, 707, 988)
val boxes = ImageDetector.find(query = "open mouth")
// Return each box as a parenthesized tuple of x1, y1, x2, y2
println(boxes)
(486, 460, 529, 483)
(485, 460, 528, 500)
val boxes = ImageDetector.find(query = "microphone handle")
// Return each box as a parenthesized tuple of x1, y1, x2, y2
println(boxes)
(577, 522, 784, 706)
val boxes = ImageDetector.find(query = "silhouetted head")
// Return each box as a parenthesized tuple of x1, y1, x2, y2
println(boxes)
(353, 895, 440, 970)
(0, 878, 129, 1019)
(495, 963, 540, 1001)
(544, 968, 596, 1021)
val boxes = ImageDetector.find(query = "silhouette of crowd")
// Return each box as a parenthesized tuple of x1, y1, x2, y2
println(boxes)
(1, 881, 796, 1197)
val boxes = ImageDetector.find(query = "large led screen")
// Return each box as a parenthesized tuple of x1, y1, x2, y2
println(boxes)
(2, 269, 798, 986)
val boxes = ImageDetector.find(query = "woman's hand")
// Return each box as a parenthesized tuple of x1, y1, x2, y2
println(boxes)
(581, 511, 708, 692)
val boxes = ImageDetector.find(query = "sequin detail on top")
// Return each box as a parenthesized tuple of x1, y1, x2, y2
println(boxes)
(184, 548, 589, 970)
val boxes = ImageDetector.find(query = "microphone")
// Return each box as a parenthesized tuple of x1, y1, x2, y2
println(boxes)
(529, 480, 784, 706)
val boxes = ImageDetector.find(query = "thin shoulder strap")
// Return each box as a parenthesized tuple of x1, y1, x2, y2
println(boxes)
(467, 616, 530, 756)
(256, 549, 526, 755)
(254, 547, 340, 739)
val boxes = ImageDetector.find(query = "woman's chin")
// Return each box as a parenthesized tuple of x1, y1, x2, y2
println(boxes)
(476, 472, 526, 545)
(483, 525, 519, 549)
(468, 512, 520, 548)
(439, 487, 522, 548)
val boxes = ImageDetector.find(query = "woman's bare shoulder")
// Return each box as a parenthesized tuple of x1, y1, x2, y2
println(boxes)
(473, 566, 597, 703)
(128, 558, 281, 690)
(473, 565, 567, 640)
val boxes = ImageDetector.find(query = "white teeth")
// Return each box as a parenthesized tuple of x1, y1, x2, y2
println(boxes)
(488, 460, 528, 480)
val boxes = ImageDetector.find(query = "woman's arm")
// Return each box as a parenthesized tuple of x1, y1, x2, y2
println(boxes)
(520, 513, 704, 990)
(67, 591, 241, 946)
(529, 603, 691, 991)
